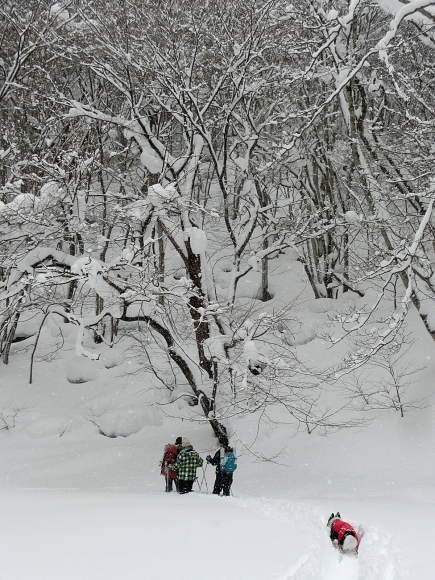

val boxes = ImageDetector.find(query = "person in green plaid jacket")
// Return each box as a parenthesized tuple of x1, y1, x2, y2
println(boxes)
(170, 437, 203, 494)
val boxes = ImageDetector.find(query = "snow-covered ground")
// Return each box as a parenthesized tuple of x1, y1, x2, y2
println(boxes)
(1, 256, 435, 579)
(1, 491, 313, 580)
(1, 347, 434, 580)
(1, 487, 430, 580)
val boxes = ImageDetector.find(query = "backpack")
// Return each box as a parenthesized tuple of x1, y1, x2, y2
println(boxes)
(163, 444, 178, 464)
(220, 451, 237, 473)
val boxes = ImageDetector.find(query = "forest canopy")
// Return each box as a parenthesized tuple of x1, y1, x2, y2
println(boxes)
(1, 0, 435, 436)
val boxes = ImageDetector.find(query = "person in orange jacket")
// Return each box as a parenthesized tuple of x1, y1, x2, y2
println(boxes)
(327, 512, 359, 553)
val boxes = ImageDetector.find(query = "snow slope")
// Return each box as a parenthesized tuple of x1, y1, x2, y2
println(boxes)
(1, 490, 407, 580)
(0, 353, 433, 580)
(1, 255, 435, 578)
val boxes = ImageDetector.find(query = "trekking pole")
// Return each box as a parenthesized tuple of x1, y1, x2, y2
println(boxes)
(200, 463, 209, 494)
(165, 461, 169, 492)
(195, 476, 201, 492)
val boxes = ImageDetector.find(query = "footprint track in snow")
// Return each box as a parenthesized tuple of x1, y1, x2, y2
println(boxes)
(230, 497, 403, 580)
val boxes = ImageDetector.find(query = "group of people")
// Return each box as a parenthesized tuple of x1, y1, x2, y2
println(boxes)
(161, 439, 359, 553)
(160, 435, 236, 496)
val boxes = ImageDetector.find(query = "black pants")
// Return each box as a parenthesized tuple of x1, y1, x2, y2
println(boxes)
(212, 472, 233, 496)
(178, 479, 194, 494)
(165, 477, 179, 492)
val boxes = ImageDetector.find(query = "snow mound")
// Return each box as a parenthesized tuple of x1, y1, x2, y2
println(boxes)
(217, 261, 232, 273)
(49, 320, 75, 339)
(306, 298, 335, 314)
(14, 310, 42, 339)
(101, 351, 124, 369)
(236, 271, 262, 299)
(284, 316, 318, 346)
(26, 416, 72, 439)
(97, 405, 162, 438)
(66, 357, 100, 383)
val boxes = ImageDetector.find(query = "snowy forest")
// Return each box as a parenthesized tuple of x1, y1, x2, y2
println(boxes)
(1, 2, 435, 578)
(2, 0, 435, 434)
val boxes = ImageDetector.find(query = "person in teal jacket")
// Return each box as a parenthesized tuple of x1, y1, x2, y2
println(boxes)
(170, 437, 203, 494)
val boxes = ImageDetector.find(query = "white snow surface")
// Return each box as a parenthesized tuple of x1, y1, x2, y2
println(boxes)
(0, 345, 433, 580)
(1, 256, 435, 579)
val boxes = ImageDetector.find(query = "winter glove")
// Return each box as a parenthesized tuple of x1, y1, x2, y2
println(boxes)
(206, 455, 212, 463)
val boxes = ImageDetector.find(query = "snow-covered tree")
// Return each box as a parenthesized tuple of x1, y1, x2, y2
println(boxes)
(2, 0, 435, 437)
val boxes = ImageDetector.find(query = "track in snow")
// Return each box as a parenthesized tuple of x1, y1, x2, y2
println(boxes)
(233, 497, 403, 580)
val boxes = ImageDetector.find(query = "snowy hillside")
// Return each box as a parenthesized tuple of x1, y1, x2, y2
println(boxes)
(2, 1, 435, 578)
(1, 256, 434, 579)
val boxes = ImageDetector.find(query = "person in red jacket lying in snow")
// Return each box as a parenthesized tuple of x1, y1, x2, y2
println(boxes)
(327, 512, 359, 553)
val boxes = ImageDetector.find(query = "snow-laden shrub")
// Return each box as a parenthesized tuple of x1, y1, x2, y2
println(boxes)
(0, 407, 22, 431)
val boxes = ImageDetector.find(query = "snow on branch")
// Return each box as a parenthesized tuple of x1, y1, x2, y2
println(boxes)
(376, 0, 435, 71)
